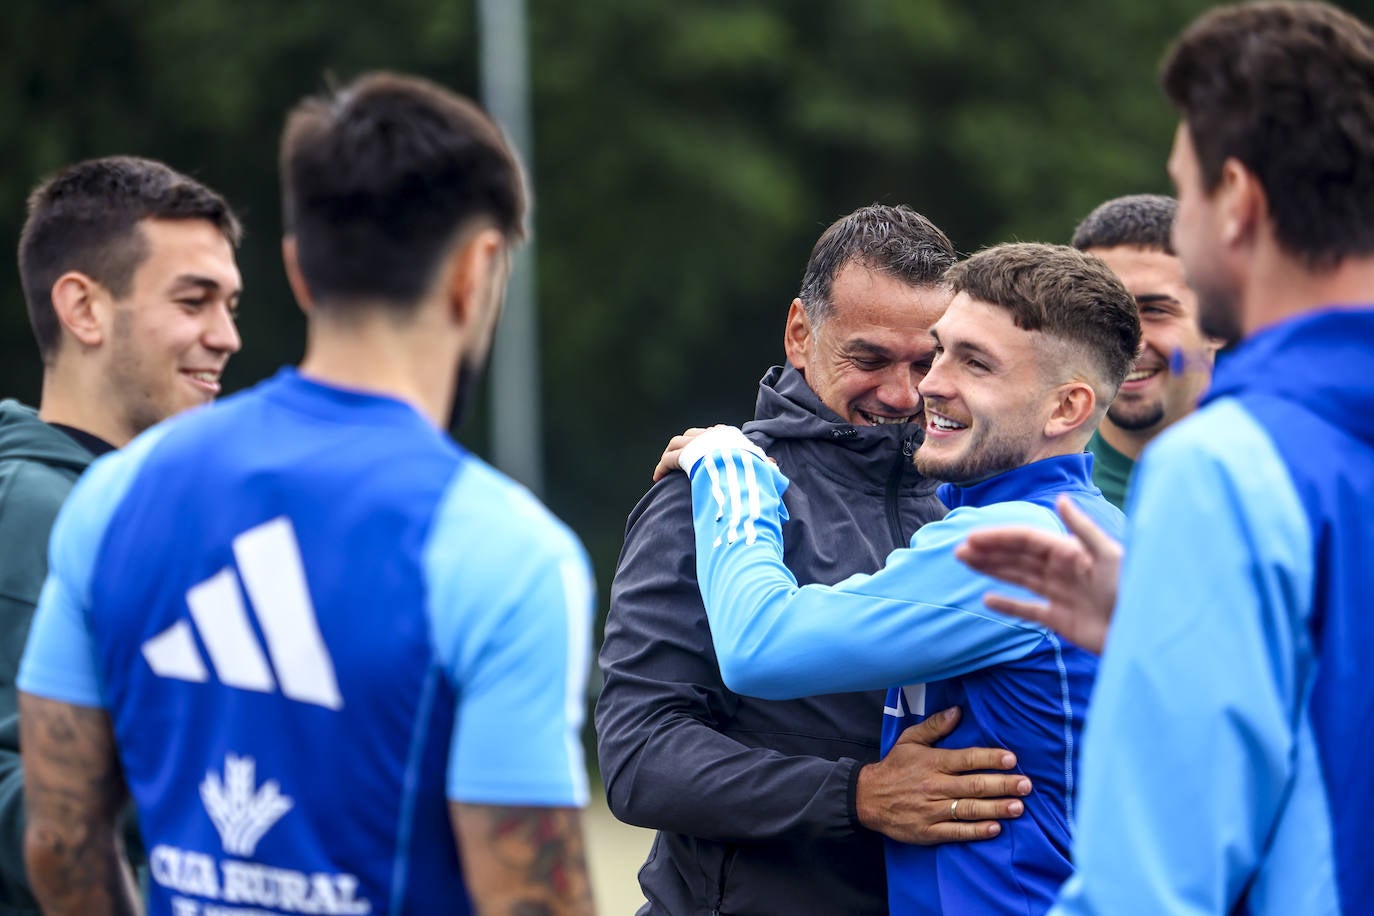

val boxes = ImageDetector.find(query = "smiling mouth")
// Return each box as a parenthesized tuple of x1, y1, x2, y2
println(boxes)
(1124, 367, 1163, 384)
(857, 409, 920, 426)
(181, 370, 222, 394)
(926, 410, 969, 433)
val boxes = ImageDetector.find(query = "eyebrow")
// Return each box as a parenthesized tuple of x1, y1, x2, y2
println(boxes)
(843, 339, 894, 358)
(932, 329, 1000, 365)
(1135, 294, 1181, 307)
(169, 274, 241, 299)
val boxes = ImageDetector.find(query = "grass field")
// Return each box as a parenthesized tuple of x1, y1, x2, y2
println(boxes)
(587, 789, 654, 913)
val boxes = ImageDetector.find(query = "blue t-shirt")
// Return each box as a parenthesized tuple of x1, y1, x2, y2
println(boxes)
(19, 369, 593, 916)
(689, 447, 1122, 914)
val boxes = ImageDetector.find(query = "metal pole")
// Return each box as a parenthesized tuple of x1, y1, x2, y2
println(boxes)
(478, 0, 544, 495)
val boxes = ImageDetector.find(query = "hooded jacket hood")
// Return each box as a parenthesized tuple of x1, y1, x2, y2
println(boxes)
(744, 363, 939, 497)
(1203, 308, 1374, 447)
(0, 400, 94, 473)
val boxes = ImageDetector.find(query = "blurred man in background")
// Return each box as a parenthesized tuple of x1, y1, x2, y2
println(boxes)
(0, 155, 243, 912)
(597, 205, 1030, 915)
(1071, 194, 1221, 510)
(17, 73, 595, 915)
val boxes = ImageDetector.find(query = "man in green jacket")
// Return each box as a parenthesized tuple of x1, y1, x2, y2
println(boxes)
(1070, 194, 1222, 510)
(0, 156, 242, 912)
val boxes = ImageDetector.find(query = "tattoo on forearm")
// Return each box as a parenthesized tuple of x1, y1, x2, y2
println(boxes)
(19, 694, 137, 915)
(454, 803, 594, 916)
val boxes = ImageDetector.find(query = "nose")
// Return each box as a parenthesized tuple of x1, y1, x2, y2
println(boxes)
(204, 304, 242, 355)
(918, 354, 953, 402)
(876, 366, 922, 414)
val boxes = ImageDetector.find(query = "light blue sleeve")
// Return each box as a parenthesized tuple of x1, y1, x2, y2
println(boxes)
(18, 425, 173, 708)
(690, 447, 1053, 700)
(1052, 401, 1320, 915)
(426, 460, 593, 807)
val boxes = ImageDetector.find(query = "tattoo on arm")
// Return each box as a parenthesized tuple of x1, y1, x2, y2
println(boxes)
(451, 802, 594, 916)
(18, 693, 138, 916)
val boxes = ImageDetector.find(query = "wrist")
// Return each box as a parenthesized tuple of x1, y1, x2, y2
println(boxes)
(851, 761, 875, 833)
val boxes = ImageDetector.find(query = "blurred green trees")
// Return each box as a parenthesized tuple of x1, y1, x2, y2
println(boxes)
(3, 0, 1369, 645)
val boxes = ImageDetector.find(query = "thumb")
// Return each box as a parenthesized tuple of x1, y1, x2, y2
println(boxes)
(895, 706, 961, 747)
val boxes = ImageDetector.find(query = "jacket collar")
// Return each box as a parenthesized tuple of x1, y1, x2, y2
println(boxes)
(939, 453, 1096, 510)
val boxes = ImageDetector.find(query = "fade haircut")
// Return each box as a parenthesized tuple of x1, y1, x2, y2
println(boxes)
(18, 156, 242, 360)
(1161, 1, 1374, 267)
(280, 71, 526, 312)
(797, 204, 956, 325)
(1071, 194, 1177, 254)
(946, 243, 1141, 398)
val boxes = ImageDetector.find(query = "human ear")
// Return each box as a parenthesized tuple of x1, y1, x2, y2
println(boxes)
(282, 237, 314, 315)
(1045, 381, 1097, 440)
(783, 299, 814, 369)
(1217, 157, 1264, 250)
(445, 227, 505, 328)
(49, 272, 105, 348)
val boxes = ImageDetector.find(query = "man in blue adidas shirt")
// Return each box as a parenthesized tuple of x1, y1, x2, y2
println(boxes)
(16, 72, 595, 915)
(958, 4, 1374, 913)
(666, 242, 1140, 914)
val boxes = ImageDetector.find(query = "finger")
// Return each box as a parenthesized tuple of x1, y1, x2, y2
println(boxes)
(893, 707, 961, 746)
(983, 593, 1052, 625)
(942, 771, 1032, 799)
(1056, 495, 1117, 558)
(932, 744, 1021, 775)
(958, 527, 1056, 562)
(916, 819, 1005, 845)
(950, 797, 1027, 822)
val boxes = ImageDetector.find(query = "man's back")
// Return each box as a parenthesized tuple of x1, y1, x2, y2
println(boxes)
(20, 370, 591, 914)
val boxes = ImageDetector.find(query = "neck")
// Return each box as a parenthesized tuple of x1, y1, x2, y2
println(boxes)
(1097, 418, 1149, 460)
(1243, 249, 1374, 337)
(298, 305, 462, 429)
(36, 362, 133, 447)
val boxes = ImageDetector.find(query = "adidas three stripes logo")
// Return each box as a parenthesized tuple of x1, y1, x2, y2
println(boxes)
(140, 517, 344, 710)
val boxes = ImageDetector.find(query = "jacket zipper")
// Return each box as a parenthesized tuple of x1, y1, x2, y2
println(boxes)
(711, 846, 737, 915)
(884, 436, 916, 549)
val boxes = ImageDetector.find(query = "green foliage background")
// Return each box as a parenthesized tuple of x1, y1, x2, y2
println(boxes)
(4, 0, 1370, 704)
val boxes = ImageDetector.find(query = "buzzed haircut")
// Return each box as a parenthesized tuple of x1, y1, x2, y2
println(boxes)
(18, 156, 242, 360)
(1161, 1, 1374, 268)
(798, 204, 956, 325)
(1071, 194, 1177, 254)
(946, 243, 1141, 393)
(280, 71, 526, 312)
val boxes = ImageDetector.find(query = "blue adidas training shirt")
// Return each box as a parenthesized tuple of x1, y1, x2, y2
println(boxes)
(19, 369, 594, 916)
(689, 444, 1122, 914)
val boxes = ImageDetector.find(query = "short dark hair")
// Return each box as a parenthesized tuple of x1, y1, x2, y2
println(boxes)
(798, 204, 956, 324)
(1160, 1, 1374, 267)
(280, 71, 526, 311)
(946, 243, 1141, 393)
(18, 156, 242, 359)
(1071, 194, 1176, 254)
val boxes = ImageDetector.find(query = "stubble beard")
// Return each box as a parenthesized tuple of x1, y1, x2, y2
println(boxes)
(1107, 396, 1166, 433)
(913, 424, 1033, 486)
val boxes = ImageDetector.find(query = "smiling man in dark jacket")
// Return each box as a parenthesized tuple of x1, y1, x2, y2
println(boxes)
(596, 205, 1031, 915)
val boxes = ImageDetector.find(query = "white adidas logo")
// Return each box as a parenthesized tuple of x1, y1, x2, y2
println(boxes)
(883, 683, 927, 718)
(141, 517, 344, 710)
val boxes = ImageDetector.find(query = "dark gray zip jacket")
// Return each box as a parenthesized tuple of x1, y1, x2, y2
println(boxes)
(596, 364, 946, 915)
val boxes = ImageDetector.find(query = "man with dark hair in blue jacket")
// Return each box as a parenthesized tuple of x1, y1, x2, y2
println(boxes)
(962, 4, 1374, 913)
(596, 204, 1032, 915)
